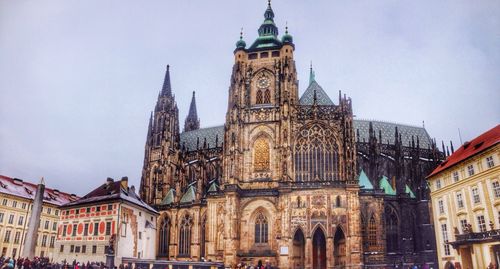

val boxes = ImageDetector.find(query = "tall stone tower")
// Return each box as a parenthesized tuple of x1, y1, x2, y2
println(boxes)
(223, 1, 298, 186)
(140, 65, 180, 205)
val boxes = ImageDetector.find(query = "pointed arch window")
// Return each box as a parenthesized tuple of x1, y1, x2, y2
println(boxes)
(254, 213, 268, 244)
(200, 216, 207, 258)
(158, 216, 170, 257)
(294, 124, 338, 181)
(256, 90, 263, 104)
(263, 89, 271, 103)
(179, 214, 192, 256)
(254, 138, 270, 172)
(385, 208, 399, 252)
(368, 216, 377, 248)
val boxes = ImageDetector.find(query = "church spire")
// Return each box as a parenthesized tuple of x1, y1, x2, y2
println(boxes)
(184, 91, 200, 132)
(309, 62, 316, 85)
(161, 65, 172, 97)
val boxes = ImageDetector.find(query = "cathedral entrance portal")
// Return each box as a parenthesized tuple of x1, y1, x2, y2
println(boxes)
(292, 229, 305, 269)
(333, 227, 346, 267)
(312, 228, 326, 269)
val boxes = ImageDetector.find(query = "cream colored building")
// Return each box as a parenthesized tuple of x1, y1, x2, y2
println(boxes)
(0, 175, 77, 259)
(427, 125, 500, 269)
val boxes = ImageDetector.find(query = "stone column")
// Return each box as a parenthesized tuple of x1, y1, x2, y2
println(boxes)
(22, 178, 45, 258)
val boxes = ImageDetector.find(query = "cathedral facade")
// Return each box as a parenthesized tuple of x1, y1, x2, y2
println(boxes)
(139, 2, 441, 268)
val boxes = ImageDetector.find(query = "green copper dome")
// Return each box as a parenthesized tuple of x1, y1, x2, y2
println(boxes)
(282, 26, 293, 44)
(235, 31, 246, 49)
(248, 0, 283, 51)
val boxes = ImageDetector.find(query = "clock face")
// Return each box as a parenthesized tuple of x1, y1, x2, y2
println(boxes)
(257, 77, 270, 89)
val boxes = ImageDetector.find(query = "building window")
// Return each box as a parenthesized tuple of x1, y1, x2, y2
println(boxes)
(86, 207, 90, 213)
(4, 230, 11, 243)
(254, 212, 268, 244)
(477, 215, 487, 232)
(59, 245, 64, 253)
(2, 199, 7, 206)
(441, 223, 450, 256)
(467, 165, 475, 176)
(70, 245, 74, 253)
(50, 236, 55, 248)
(92, 245, 97, 254)
(0, 213, 3, 223)
(55, 210, 59, 216)
(385, 207, 399, 252)
(94, 223, 99, 236)
(263, 89, 271, 103)
(294, 124, 339, 182)
(472, 187, 481, 204)
(14, 232, 20, 244)
(256, 90, 263, 104)
(159, 217, 170, 257)
(41, 235, 47, 247)
(456, 193, 464, 209)
(105, 222, 111, 236)
(53, 222, 57, 231)
(452, 171, 459, 182)
(62, 225, 67, 236)
(8, 214, 14, 224)
(254, 137, 270, 172)
(436, 179, 442, 189)
(18, 216, 24, 226)
(368, 216, 377, 248)
(492, 181, 500, 198)
(47, 208, 51, 214)
(178, 214, 192, 256)
(438, 199, 444, 214)
(72, 224, 77, 236)
(486, 156, 495, 168)
(460, 219, 468, 233)
(96, 206, 101, 212)
(138, 232, 142, 240)
(82, 245, 86, 253)
(12, 201, 17, 208)
(22, 203, 26, 210)
(75, 246, 80, 253)
(44, 221, 49, 230)
(84, 223, 89, 236)
(108, 204, 113, 211)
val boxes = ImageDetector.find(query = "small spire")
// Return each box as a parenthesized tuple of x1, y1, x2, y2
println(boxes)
(285, 21, 288, 34)
(240, 27, 243, 39)
(184, 91, 200, 132)
(161, 65, 172, 97)
(40, 177, 45, 186)
(309, 62, 316, 85)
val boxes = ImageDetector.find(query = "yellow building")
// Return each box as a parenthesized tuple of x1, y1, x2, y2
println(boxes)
(0, 175, 77, 259)
(427, 125, 500, 269)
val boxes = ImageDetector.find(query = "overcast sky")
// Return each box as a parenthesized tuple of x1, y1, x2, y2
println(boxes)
(1, 0, 499, 195)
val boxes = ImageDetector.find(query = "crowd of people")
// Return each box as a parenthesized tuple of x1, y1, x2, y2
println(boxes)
(0, 256, 107, 269)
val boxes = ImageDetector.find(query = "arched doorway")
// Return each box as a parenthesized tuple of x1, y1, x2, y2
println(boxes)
(312, 228, 326, 269)
(334, 227, 346, 267)
(292, 229, 305, 269)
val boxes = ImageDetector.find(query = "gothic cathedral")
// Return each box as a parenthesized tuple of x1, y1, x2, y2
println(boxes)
(140, 2, 441, 268)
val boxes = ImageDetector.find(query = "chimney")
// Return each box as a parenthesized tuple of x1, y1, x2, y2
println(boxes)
(120, 177, 128, 189)
(106, 177, 114, 185)
(130, 185, 136, 194)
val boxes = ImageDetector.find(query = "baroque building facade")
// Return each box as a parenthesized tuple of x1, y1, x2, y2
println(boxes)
(140, 2, 441, 268)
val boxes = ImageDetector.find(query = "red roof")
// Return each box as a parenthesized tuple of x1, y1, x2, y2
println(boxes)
(428, 124, 500, 178)
(0, 175, 79, 206)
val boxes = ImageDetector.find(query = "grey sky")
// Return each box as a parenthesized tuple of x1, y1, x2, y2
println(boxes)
(1, 0, 499, 195)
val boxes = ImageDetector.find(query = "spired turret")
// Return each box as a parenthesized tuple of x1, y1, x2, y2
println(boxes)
(184, 91, 200, 132)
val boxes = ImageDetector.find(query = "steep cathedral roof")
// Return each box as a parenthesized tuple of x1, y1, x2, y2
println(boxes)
(180, 125, 224, 151)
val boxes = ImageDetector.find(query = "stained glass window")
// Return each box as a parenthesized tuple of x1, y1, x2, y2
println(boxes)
(254, 213, 268, 244)
(179, 214, 192, 256)
(294, 124, 338, 181)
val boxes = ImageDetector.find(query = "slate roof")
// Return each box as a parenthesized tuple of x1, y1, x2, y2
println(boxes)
(299, 81, 335, 106)
(180, 125, 224, 152)
(179, 119, 431, 151)
(0, 175, 78, 206)
(428, 124, 500, 177)
(62, 179, 158, 214)
(354, 119, 432, 149)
